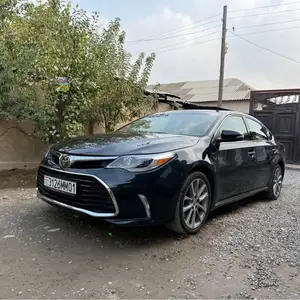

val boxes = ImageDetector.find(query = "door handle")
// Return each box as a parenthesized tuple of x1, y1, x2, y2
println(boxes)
(248, 150, 255, 157)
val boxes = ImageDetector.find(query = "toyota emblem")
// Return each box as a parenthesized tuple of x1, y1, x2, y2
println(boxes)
(59, 154, 71, 169)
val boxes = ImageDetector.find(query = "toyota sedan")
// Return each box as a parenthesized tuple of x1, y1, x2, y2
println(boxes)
(37, 108, 285, 234)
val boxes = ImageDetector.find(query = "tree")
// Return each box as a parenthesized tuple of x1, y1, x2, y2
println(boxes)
(86, 19, 155, 132)
(0, 0, 156, 142)
(0, 0, 36, 121)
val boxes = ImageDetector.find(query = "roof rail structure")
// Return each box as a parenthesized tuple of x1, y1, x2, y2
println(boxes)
(144, 89, 182, 109)
(144, 89, 180, 100)
(179, 102, 231, 111)
(144, 89, 231, 111)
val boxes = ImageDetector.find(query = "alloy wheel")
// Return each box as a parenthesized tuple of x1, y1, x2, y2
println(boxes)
(183, 178, 209, 229)
(273, 167, 282, 198)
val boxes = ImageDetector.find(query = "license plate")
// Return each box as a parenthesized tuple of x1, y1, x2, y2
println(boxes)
(44, 175, 77, 195)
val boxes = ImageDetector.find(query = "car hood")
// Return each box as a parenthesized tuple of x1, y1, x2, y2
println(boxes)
(52, 132, 200, 156)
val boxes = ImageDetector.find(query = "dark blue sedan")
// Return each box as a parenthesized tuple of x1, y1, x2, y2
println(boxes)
(37, 108, 285, 234)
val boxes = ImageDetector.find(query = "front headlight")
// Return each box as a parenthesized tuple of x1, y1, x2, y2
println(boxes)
(44, 148, 51, 158)
(43, 144, 54, 158)
(106, 152, 176, 172)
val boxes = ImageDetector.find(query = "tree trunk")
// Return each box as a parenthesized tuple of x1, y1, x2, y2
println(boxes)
(88, 120, 94, 135)
(105, 122, 115, 133)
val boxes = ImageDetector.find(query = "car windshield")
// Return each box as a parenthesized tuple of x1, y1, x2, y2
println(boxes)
(118, 112, 219, 136)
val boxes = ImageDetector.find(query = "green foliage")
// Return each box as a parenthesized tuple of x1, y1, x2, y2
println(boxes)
(0, 0, 156, 142)
(84, 18, 156, 132)
(0, 0, 35, 121)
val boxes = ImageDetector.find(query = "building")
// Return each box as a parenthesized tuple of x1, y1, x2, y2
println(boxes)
(148, 78, 254, 113)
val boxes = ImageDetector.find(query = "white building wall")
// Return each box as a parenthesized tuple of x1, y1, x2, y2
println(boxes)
(197, 100, 250, 113)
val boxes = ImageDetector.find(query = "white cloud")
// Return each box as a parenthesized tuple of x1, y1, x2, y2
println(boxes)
(123, 0, 300, 89)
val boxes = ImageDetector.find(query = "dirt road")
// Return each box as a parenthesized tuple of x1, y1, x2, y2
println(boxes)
(1, 170, 300, 299)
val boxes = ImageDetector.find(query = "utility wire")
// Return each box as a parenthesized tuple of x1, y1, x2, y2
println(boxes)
(127, 24, 220, 43)
(131, 19, 300, 46)
(127, 18, 221, 43)
(129, 3, 300, 55)
(127, 13, 221, 43)
(151, 25, 300, 56)
(156, 37, 220, 54)
(229, 0, 300, 12)
(131, 35, 220, 59)
(150, 13, 221, 38)
(235, 18, 300, 30)
(148, 31, 219, 53)
(228, 7, 300, 19)
(236, 25, 300, 36)
(128, 2, 300, 44)
(229, 30, 300, 63)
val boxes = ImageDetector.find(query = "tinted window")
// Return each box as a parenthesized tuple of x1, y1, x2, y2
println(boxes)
(246, 118, 269, 140)
(118, 112, 219, 137)
(218, 116, 248, 138)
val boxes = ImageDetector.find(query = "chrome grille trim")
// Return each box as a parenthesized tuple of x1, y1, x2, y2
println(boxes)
(37, 191, 116, 217)
(50, 149, 118, 167)
(138, 194, 151, 219)
(37, 164, 119, 217)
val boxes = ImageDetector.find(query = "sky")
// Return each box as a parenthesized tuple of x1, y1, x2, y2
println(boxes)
(72, 0, 300, 90)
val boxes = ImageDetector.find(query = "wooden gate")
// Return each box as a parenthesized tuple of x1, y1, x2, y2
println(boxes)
(250, 89, 300, 164)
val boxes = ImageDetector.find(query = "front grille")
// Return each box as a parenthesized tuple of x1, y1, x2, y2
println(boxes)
(71, 159, 114, 169)
(37, 166, 116, 213)
(49, 150, 113, 169)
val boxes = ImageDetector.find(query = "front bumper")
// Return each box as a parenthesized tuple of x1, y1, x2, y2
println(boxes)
(37, 190, 117, 217)
(37, 162, 183, 225)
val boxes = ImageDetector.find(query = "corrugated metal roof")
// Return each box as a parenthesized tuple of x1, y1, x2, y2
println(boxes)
(269, 95, 299, 104)
(147, 78, 254, 103)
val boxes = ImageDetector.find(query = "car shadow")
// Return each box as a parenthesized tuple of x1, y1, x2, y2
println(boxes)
(31, 204, 179, 250)
(209, 193, 264, 220)
(33, 192, 265, 245)
(18, 192, 269, 263)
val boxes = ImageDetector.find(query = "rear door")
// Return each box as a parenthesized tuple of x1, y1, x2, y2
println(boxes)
(215, 115, 257, 201)
(244, 117, 275, 189)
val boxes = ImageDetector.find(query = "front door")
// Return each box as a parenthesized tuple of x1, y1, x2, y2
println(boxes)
(244, 117, 274, 189)
(215, 115, 257, 201)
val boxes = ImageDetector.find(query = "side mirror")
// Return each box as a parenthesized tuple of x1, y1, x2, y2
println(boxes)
(220, 130, 244, 142)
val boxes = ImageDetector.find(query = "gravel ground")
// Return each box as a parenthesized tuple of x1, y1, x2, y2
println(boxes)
(0, 168, 36, 189)
(0, 170, 300, 299)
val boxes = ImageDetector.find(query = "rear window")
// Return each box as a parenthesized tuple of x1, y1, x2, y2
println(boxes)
(118, 112, 219, 136)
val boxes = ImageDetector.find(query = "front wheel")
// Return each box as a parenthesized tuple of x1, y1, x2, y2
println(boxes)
(265, 164, 283, 201)
(166, 171, 211, 234)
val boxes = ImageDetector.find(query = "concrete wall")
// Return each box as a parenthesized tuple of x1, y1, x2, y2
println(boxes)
(0, 103, 174, 171)
(200, 100, 250, 113)
(0, 120, 47, 170)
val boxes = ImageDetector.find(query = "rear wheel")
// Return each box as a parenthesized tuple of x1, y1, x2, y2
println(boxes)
(166, 171, 211, 234)
(265, 164, 283, 200)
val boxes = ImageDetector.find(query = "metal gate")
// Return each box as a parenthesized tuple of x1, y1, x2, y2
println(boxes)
(250, 89, 300, 164)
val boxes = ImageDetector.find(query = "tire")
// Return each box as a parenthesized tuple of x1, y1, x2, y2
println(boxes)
(264, 164, 283, 201)
(166, 171, 212, 234)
